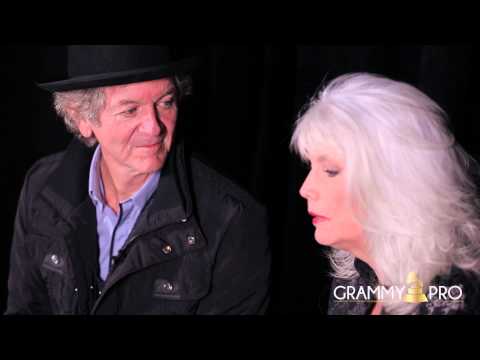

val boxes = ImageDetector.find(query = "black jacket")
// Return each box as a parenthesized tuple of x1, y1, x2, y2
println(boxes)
(6, 139, 271, 314)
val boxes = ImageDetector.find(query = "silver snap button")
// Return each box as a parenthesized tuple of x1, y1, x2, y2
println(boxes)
(74, 288, 79, 293)
(180, 218, 187, 223)
(162, 245, 172, 254)
(89, 285, 94, 290)
(162, 282, 174, 292)
(187, 235, 196, 245)
(50, 254, 59, 265)
(98, 290, 102, 295)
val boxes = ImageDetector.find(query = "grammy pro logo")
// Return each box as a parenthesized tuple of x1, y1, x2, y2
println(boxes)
(333, 272, 463, 303)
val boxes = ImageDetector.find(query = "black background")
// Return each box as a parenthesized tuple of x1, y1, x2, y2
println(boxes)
(0, 44, 477, 314)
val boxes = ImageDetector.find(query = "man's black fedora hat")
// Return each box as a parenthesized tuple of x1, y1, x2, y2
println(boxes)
(37, 45, 197, 92)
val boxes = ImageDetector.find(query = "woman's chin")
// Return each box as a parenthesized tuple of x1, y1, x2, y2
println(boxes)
(314, 233, 347, 251)
(314, 234, 336, 247)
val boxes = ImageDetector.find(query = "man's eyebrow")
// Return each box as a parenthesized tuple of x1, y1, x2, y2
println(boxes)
(111, 100, 139, 113)
(116, 100, 140, 107)
(113, 87, 176, 110)
(154, 87, 176, 102)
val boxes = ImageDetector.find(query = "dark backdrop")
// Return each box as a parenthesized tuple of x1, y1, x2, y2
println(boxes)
(0, 45, 477, 314)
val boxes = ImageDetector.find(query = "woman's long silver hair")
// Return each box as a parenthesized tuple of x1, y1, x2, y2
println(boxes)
(291, 73, 480, 314)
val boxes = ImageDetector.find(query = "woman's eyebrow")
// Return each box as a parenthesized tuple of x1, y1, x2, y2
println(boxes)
(315, 155, 330, 163)
(315, 154, 342, 167)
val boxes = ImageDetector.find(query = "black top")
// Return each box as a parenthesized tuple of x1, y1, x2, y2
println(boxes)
(327, 258, 480, 315)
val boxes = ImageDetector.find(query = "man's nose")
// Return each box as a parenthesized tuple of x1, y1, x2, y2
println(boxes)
(140, 106, 164, 136)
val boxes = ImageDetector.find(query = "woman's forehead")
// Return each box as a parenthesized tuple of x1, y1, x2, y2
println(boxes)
(306, 144, 344, 164)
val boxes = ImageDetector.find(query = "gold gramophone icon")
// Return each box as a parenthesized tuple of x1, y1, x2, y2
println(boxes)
(402, 272, 428, 303)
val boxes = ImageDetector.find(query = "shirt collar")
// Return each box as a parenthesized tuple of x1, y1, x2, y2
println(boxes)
(88, 145, 161, 209)
(88, 145, 104, 206)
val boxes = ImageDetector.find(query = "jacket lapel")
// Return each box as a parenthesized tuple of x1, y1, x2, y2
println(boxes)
(128, 139, 193, 238)
(39, 139, 100, 313)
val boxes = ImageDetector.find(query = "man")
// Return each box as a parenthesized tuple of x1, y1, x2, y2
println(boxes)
(5, 45, 271, 314)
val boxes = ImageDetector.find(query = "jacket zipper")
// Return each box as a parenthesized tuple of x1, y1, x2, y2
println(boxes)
(89, 216, 190, 314)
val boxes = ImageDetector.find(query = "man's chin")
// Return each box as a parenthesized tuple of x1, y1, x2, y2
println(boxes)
(137, 153, 168, 174)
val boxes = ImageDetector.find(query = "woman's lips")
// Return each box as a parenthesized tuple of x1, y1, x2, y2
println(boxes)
(308, 212, 330, 225)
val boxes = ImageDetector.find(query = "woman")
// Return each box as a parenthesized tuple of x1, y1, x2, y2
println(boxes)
(290, 73, 480, 315)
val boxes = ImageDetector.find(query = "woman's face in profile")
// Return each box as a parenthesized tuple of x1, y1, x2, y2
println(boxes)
(299, 145, 366, 254)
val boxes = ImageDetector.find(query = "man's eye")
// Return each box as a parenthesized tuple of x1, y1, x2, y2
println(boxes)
(326, 170, 339, 177)
(158, 97, 176, 109)
(122, 107, 138, 116)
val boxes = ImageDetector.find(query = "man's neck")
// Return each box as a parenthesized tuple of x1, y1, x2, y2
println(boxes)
(99, 156, 150, 214)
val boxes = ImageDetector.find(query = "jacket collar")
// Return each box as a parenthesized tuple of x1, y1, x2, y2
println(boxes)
(40, 137, 194, 232)
(354, 258, 379, 287)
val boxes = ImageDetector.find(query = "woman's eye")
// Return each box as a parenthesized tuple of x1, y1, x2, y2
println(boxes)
(325, 170, 339, 177)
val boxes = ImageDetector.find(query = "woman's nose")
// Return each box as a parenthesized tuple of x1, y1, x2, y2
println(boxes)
(299, 173, 316, 200)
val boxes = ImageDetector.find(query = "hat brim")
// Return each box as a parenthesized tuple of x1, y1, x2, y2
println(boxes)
(37, 56, 198, 92)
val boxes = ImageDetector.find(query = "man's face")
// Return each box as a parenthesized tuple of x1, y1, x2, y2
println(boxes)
(79, 78, 177, 177)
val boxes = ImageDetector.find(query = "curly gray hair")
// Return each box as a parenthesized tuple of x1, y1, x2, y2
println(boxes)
(53, 75, 192, 147)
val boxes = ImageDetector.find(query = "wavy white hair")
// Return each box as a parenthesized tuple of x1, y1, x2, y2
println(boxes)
(290, 72, 480, 314)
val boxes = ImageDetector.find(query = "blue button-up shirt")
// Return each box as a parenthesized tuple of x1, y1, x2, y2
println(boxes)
(88, 145, 160, 281)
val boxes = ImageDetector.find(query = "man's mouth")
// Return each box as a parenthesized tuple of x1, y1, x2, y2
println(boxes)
(141, 142, 160, 148)
(136, 136, 166, 148)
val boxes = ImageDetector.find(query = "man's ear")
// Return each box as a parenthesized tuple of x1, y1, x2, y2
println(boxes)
(77, 119, 93, 138)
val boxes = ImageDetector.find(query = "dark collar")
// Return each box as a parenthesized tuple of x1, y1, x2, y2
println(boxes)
(354, 258, 379, 287)
(40, 137, 193, 231)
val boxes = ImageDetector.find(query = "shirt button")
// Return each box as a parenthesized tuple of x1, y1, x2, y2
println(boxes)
(187, 235, 196, 245)
(162, 282, 174, 292)
(50, 254, 60, 265)
(179, 218, 187, 223)
(162, 245, 172, 254)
